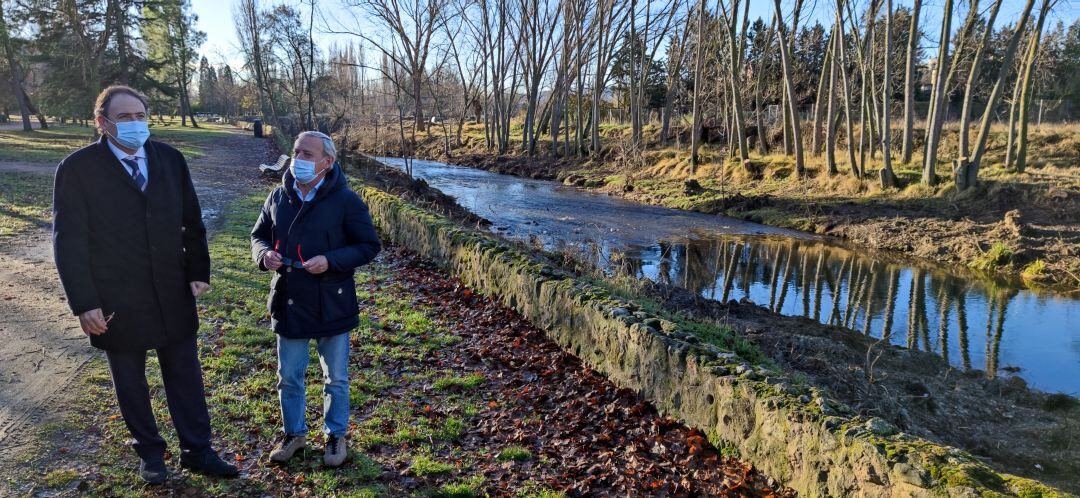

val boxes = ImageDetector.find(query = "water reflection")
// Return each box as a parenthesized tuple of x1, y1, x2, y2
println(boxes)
(610, 236, 1074, 389)
(375, 156, 1080, 394)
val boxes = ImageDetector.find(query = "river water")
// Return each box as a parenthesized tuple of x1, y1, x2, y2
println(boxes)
(377, 157, 1080, 394)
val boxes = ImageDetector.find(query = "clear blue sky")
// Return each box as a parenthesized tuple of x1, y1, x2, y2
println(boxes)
(192, 0, 1080, 70)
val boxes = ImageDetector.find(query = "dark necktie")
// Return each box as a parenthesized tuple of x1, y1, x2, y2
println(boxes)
(121, 157, 146, 192)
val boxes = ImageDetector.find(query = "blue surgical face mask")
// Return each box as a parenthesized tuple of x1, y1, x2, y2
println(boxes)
(106, 118, 151, 150)
(291, 158, 320, 184)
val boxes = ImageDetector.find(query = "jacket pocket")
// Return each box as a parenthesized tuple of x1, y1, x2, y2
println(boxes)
(320, 277, 357, 323)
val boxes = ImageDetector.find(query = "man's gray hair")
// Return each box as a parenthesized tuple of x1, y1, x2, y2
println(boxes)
(296, 131, 336, 160)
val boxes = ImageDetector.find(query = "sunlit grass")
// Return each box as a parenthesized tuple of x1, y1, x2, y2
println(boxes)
(0, 172, 53, 237)
(0, 118, 240, 163)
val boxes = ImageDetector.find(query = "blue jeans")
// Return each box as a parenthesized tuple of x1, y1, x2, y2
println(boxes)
(276, 332, 350, 437)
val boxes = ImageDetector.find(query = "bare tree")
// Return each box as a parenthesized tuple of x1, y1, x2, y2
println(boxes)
(834, 0, 859, 177)
(339, 0, 451, 139)
(960, 0, 1039, 190)
(956, 0, 1005, 172)
(661, 26, 690, 145)
(1014, 0, 1057, 173)
(589, 0, 630, 154)
(878, 0, 896, 188)
(773, 0, 804, 176)
(920, 0, 955, 185)
(629, 0, 681, 148)
(688, 0, 704, 171)
(516, 0, 562, 155)
(899, 0, 920, 164)
(235, 0, 280, 125)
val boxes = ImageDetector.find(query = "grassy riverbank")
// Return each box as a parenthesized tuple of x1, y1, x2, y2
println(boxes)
(346, 122, 1080, 289)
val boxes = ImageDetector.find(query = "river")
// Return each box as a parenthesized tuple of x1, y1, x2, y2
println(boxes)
(376, 156, 1080, 394)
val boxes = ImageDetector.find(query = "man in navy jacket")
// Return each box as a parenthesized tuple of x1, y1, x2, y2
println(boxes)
(53, 85, 237, 483)
(250, 131, 381, 467)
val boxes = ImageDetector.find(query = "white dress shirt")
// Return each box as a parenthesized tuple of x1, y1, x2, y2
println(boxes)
(293, 177, 325, 202)
(106, 139, 149, 183)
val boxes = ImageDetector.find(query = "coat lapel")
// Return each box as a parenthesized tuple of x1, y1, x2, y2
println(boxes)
(96, 136, 146, 196)
(143, 140, 161, 196)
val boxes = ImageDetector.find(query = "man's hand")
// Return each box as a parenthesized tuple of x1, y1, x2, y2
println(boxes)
(303, 255, 329, 274)
(190, 281, 211, 298)
(262, 250, 283, 270)
(79, 308, 108, 336)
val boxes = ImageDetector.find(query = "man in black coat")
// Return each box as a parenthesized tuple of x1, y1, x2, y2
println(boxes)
(250, 131, 381, 468)
(52, 85, 238, 483)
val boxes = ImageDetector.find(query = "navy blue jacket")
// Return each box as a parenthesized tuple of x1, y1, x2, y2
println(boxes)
(250, 163, 381, 338)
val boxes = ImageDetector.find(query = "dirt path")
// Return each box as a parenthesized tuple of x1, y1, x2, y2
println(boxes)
(0, 129, 267, 469)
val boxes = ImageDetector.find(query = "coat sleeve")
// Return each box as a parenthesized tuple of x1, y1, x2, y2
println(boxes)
(179, 153, 211, 283)
(324, 193, 381, 273)
(52, 160, 100, 315)
(251, 190, 276, 271)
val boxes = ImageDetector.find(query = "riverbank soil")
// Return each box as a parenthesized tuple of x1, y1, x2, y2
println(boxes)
(0, 124, 270, 493)
(345, 122, 1080, 289)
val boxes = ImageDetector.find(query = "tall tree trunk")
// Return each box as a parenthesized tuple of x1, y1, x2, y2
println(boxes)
(920, 0, 953, 185)
(114, 0, 131, 84)
(1015, 0, 1050, 173)
(900, 0, 921, 164)
(755, 17, 777, 156)
(774, 0, 805, 176)
(1004, 73, 1022, 170)
(958, 0, 1004, 163)
(879, 0, 897, 188)
(834, 0, 860, 177)
(824, 26, 839, 175)
(720, 0, 750, 170)
(0, 0, 33, 132)
(689, 0, 705, 172)
(960, 0, 1040, 190)
(812, 27, 836, 157)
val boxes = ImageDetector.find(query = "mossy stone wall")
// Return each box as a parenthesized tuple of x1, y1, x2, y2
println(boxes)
(359, 186, 1067, 498)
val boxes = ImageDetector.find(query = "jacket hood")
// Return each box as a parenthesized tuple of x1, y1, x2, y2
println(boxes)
(282, 160, 347, 202)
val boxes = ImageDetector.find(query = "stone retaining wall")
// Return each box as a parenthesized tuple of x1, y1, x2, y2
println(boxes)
(358, 185, 1067, 498)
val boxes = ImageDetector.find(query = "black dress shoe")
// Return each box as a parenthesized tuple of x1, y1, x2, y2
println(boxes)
(179, 451, 239, 478)
(139, 458, 168, 484)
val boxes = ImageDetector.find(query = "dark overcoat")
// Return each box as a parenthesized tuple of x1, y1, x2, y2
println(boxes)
(250, 163, 381, 339)
(53, 136, 210, 352)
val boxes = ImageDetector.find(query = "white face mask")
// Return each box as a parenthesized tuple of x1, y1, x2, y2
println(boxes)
(105, 118, 151, 149)
(291, 158, 320, 184)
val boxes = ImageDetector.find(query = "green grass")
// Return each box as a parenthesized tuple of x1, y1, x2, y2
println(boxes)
(1021, 259, 1048, 282)
(432, 373, 486, 391)
(0, 172, 53, 237)
(969, 242, 1014, 271)
(516, 481, 567, 498)
(409, 453, 457, 476)
(0, 118, 242, 163)
(495, 446, 532, 462)
(42, 469, 80, 488)
(433, 475, 485, 498)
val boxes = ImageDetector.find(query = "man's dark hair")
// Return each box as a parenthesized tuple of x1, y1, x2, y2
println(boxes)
(94, 85, 150, 119)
